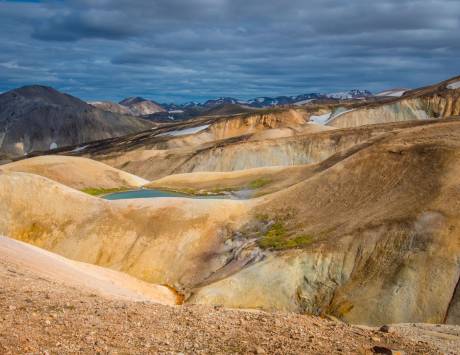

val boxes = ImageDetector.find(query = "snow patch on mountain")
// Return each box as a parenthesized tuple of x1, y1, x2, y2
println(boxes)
(294, 99, 314, 106)
(309, 112, 332, 125)
(71, 145, 89, 153)
(447, 81, 460, 90)
(326, 90, 373, 100)
(376, 89, 407, 97)
(157, 124, 210, 137)
(163, 89, 374, 110)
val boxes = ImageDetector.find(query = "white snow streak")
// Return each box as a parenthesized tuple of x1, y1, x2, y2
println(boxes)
(71, 145, 89, 153)
(157, 124, 210, 137)
(376, 90, 406, 97)
(294, 99, 314, 106)
(447, 81, 460, 90)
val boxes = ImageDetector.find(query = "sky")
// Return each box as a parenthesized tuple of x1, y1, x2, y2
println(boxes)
(0, 0, 459, 103)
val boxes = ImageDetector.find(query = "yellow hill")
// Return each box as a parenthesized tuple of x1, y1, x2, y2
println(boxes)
(1, 155, 148, 190)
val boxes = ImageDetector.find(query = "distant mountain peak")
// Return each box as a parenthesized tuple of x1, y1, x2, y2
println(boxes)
(2, 84, 88, 108)
(119, 96, 148, 106)
(118, 96, 166, 116)
(0, 85, 153, 158)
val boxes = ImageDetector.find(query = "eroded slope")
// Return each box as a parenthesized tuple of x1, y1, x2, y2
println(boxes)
(70, 119, 443, 180)
(328, 76, 460, 128)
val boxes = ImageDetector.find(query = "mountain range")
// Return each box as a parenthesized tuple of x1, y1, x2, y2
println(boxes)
(89, 89, 375, 121)
(161, 89, 374, 111)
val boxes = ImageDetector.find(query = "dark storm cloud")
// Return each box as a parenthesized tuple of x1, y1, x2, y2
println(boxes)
(31, 10, 140, 41)
(0, 0, 459, 102)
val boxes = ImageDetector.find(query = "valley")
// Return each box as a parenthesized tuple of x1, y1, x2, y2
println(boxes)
(1, 75, 460, 354)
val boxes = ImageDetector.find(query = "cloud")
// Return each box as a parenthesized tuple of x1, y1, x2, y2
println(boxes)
(0, 0, 459, 102)
(31, 9, 140, 41)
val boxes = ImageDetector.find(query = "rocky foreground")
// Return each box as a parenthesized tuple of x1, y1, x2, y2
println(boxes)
(2, 256, 455, 354)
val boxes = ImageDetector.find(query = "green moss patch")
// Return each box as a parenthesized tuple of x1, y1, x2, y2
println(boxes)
(208, 186, 240, 194)
(258, 222, 314, 250)
(81, 187, 129, 196)
(248, 178, 271, 189)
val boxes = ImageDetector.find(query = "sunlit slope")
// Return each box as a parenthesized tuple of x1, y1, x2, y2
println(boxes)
(1, 155, 148, 189)
(0, 236, 177, 304)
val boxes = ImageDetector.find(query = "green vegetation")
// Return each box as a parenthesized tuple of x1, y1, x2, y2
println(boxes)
(167, 187, 197, 195)
(209, 186, 238, 194)
(255, 213, 269, 222)
(248, 178, 271, 189)
(148, 186, 198, 195)
(154, 177, 271, 197)
(81, 187, 129, 196)
(258, 222, 314, 250)
(155, 186, 227, 196)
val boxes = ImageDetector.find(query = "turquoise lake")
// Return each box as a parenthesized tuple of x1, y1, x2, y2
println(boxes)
(102, 189, 229, 200)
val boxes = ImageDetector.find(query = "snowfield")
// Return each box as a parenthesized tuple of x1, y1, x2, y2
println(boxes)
(157, 124, 210, 137)
(294, 99, 314, 106)
(447, 80, 460, 90)
(309, 112, 332, 125)
(376, 90, 406, 97)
